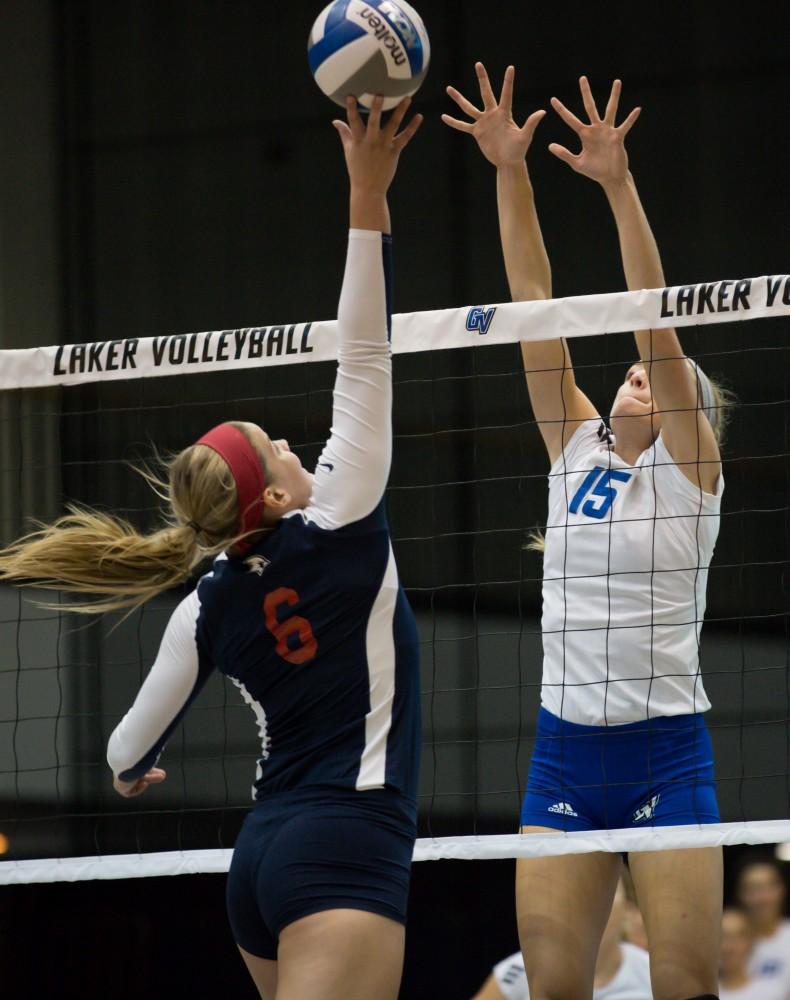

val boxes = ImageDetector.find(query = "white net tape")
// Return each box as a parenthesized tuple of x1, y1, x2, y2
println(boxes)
(1, 276, 788, 882)
(3, 822, 790, 884)
(1, 274, 787, 390)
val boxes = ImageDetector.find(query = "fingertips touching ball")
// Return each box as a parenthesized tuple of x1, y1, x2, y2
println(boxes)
(308, 1, 430, 111)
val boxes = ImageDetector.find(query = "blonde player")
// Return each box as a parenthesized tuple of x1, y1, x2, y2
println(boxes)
(0, 96, 422, 1000)
(472, 875, 652, 999)
(444, 64, 729, 1000)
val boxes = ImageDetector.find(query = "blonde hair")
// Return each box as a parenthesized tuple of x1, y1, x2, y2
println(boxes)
(0, 421, 264, 615)
(527, 373, 736, 556)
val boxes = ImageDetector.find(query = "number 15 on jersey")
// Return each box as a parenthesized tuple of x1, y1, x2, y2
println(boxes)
(568, 466, 632, 520)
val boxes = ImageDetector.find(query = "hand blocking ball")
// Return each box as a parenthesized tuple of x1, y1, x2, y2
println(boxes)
(308, 0, 430, 110)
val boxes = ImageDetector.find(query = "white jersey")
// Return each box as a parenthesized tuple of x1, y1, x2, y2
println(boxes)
(492, 943, 652, 1000)
(748, 920, 790, 997)
(541, 419, 722, 725)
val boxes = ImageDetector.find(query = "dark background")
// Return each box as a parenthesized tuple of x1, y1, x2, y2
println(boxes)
(0, 1, 788, 998)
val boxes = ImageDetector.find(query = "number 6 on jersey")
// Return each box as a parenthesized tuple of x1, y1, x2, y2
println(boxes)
(264, 587, 318, 665)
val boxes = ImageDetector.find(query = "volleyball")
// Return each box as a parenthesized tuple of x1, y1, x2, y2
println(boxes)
(308, 1, 430, 111)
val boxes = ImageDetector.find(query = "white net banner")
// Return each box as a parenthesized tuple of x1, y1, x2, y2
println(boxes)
(3, 821, 790, 884)
(1, 274, 788, 390)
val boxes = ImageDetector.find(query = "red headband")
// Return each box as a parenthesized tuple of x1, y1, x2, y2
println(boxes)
(195, 423, 266, 551)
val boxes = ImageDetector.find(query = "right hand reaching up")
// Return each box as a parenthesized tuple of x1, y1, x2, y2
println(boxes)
(333, 95, 423, 197)
(442, 62, 545, 168)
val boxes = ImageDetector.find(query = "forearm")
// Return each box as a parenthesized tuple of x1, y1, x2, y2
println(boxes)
(107, 592, 210, 780)
(604, 173, 682, 363)
(308, 229, 392, 529)
(496, 162, 551, 301)
(603, 172, 665, 291)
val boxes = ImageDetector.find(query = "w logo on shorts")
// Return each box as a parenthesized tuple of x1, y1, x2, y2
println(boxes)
(633, 794, 660, 823)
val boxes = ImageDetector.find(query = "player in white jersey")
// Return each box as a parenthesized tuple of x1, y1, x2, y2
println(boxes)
(0, 97, 422, 1000)
(735, 858, 790, 994)
(444, 65, 728, 1000)
(473, 876, 652, 1000)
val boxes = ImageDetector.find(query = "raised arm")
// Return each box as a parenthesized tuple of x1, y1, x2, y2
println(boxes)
(443, 63, 598, 466)
(306, 96, 422, 531)
(550, 77, 720, 491)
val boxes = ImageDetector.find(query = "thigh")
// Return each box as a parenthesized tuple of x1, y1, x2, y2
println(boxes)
(275, 909, 405, 1000)
(629, 847, 722, 1000)
(238, 948, 278, 1000)
(516, 827, 622, 1000)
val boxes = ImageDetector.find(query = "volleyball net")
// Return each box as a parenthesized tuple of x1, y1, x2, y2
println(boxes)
(1, 274, 788, 883)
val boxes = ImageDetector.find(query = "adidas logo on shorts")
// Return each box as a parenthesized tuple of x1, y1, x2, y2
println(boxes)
(548, 801, 578, 817)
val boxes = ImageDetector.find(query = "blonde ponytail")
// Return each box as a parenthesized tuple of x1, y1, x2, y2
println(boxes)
(525, 529, 546, 555)
(0, 421, 263, 615)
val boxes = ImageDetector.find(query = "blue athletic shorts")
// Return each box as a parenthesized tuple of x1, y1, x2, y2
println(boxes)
(520, 708, 719, 832)
(226, 786, 417, 959)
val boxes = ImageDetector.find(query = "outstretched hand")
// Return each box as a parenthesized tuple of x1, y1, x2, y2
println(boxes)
(442, 62, 545, 168)
(549, 77, 640, 186)
(333, 95, 423, 196)
(113, 767, 166, 798)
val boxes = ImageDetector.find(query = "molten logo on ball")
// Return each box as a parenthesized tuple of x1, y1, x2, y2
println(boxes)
(357, 7, 408, 67)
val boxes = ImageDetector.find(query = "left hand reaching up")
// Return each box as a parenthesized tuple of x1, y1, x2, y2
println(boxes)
(549, 77, 640, 187)
(113, 766, 166, 798)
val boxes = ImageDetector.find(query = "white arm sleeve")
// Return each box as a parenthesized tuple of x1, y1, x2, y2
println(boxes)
(107, 589, 212, 780)
(305, 228, 393, 531)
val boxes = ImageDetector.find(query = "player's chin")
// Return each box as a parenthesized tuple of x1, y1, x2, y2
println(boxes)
(611, 397, 649, 421)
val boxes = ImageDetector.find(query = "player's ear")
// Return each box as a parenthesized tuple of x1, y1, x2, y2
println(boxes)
(263, 485, 291, 510)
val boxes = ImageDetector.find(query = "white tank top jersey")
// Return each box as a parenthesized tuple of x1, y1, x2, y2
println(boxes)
(748, 920, 790, 996)
(541, 419, 723, 726)
(491, 942, 652, 999)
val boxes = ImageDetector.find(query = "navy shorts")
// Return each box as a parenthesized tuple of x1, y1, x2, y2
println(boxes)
(521, 708, 719, 832)
(227, 787, 416, 960)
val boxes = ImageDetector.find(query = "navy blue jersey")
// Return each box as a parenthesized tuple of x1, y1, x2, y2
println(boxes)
(107, 230, 421, 803)
(196, 504, 420, 798)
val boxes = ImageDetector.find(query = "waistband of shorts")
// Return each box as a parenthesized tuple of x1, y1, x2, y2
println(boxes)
(537, 706, 709, 740)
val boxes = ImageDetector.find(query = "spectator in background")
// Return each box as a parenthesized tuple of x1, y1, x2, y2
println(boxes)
(471, 876, 651, 999)
(719, 906, 787, 1000)
(735, 855, 790, 993)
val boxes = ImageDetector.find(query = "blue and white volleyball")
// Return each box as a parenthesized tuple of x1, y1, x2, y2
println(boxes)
(308, 1, 430, 111)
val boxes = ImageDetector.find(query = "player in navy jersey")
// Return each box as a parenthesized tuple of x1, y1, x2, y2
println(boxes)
(0, 94, 422, 1000)
(444, 66, 730, 1000)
